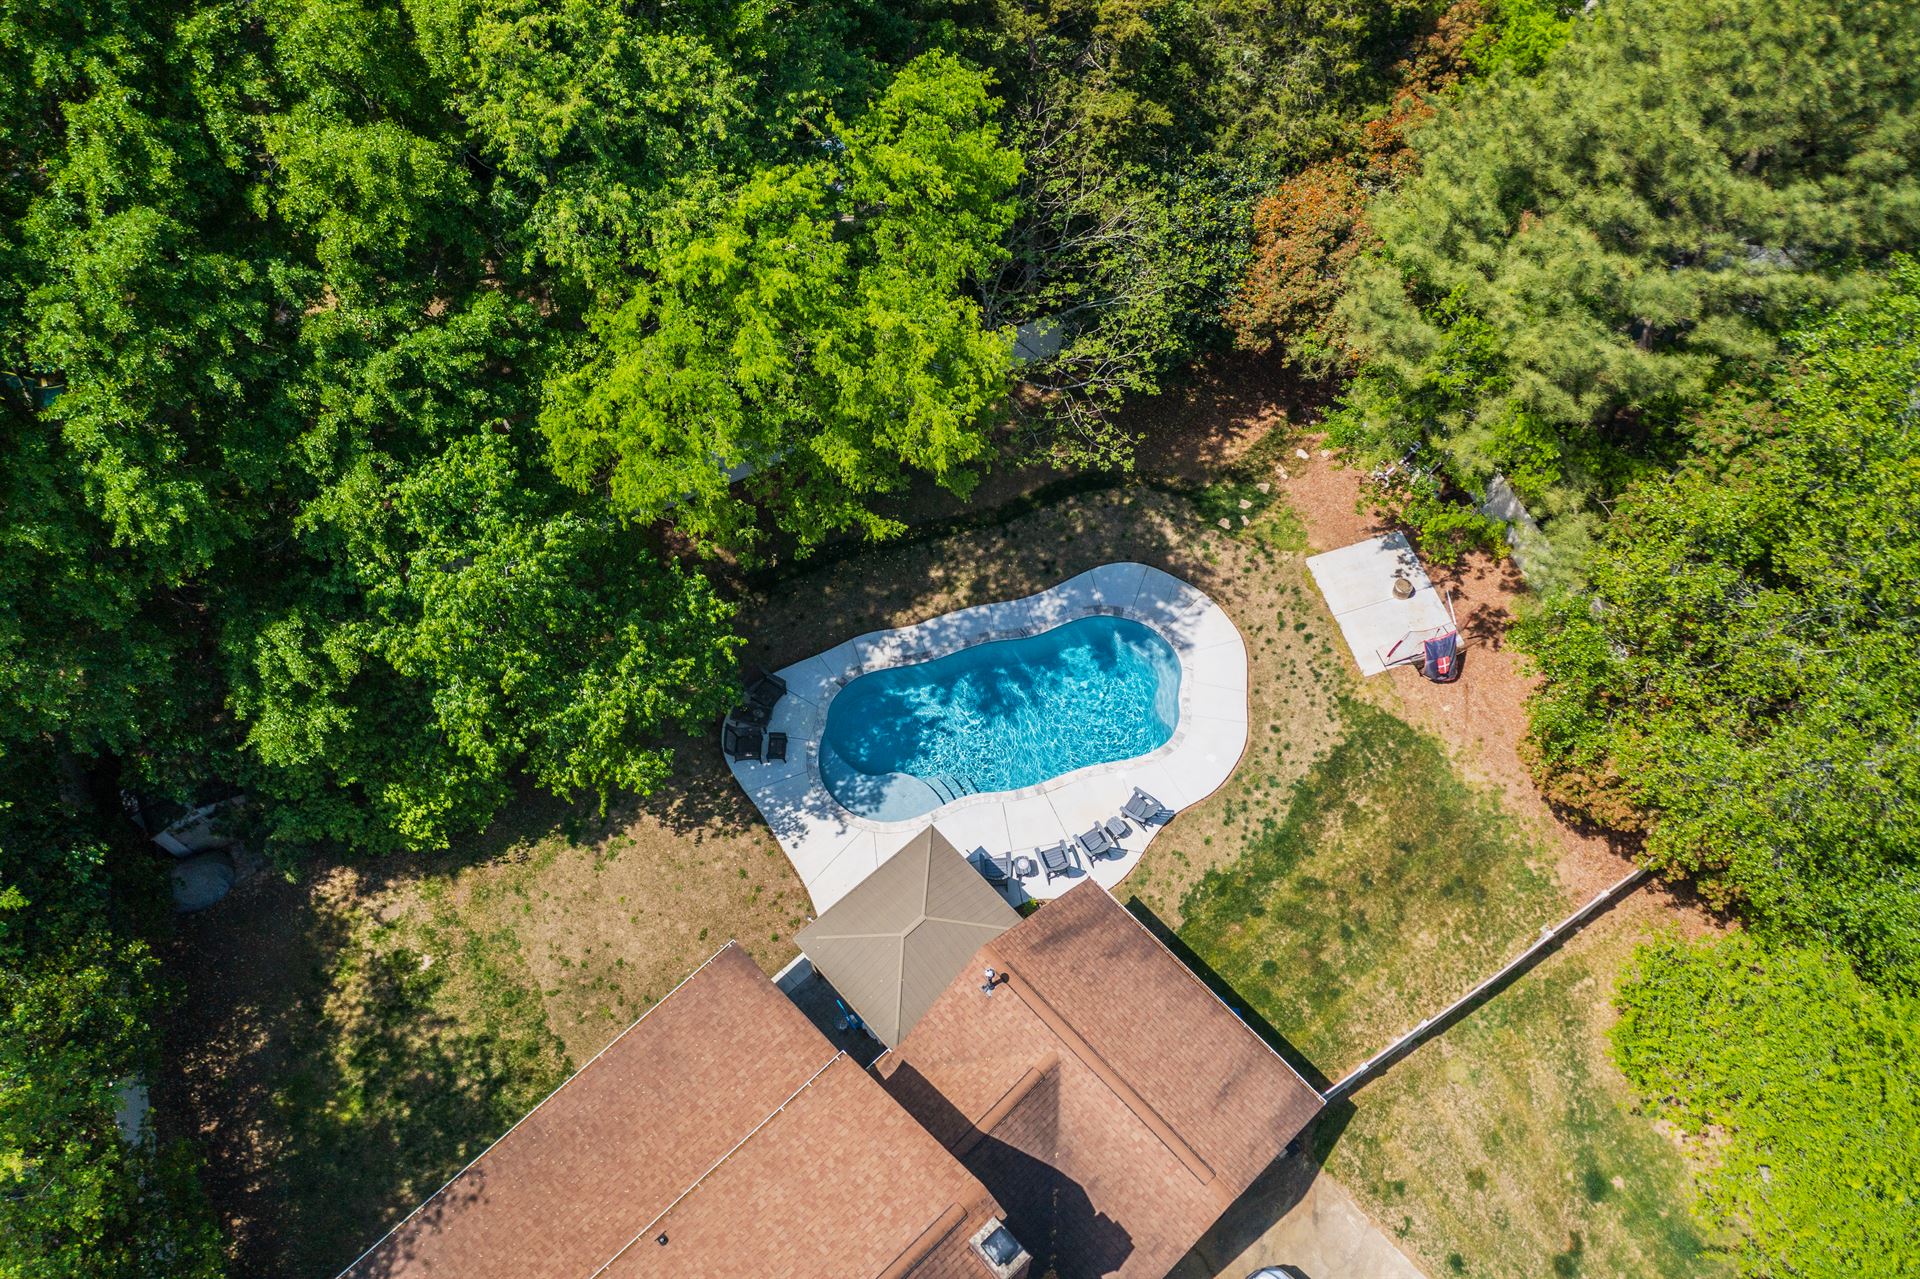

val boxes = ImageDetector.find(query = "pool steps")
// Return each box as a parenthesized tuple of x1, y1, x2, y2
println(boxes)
(927, 775, 977, 805)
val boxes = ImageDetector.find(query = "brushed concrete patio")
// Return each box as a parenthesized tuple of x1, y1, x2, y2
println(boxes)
(726, 563, 1250, 913)
(1306, 531, 1454, 677)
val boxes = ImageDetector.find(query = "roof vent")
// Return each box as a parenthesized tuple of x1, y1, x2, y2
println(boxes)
(968, 1218, 1030, 1278)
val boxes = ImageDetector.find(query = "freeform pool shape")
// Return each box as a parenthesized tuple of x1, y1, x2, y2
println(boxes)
(820, 615, 1182, 821)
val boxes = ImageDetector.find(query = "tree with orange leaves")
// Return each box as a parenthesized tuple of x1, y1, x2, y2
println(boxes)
(1228, 0, 1489, 370)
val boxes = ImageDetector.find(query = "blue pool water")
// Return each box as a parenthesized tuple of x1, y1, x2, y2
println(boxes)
(820, 615, 1181, 821)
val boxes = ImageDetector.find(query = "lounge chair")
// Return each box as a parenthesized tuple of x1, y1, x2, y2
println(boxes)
(1122, 787, 1167, 825)
(745, 666, 788, 714)
(723, 720, 763, 762)
(1102, 815, 1129, 842)
(766, 732, 788, 763)
(1038, 841, 1075, 882)
(970, 848, 1011, 888)
(1076, 825, 1116, 861)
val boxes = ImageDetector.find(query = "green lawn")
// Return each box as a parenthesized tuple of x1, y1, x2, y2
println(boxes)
(1171, 699, 1731, 1278)
(1317, 920, 1733, 1279)
(1177, 697, 1562, 1073)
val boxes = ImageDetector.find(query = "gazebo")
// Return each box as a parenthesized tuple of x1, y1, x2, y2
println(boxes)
(797, 828, 1020, 1046)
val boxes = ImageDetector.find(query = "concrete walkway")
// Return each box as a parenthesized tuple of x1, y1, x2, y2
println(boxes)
(1169, 1154, 1428, 1279)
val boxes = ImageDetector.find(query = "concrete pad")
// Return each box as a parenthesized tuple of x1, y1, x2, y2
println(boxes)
(727, 749, 808, 788)
(933, 803, 1012, 865)
(1306, 532, 1455, 676)
(1164, 602, 1242, 655)
(1123, 758, 1199, 812)
(768, 694, 825, 745)
(781, 644, 856, 709)
(1192, 635, 1252, 691)
(1176, 720, 1243, 798)
(1043, 777, 1126, 843)
(1188, 680, 1248, 724)
(1000, 793, 1069, 854)
(808, 831, 883, 912)
(1088, 560, 1149, 609)
(1168, 1156, 1428, 1279)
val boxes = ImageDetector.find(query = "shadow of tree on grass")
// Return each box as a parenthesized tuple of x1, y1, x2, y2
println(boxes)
(161, 867, 569, 1279)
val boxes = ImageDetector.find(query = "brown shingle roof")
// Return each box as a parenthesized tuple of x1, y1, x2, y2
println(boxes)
(874, 882, 1324, 1279)
(798, 828, 1020, 1046)
(336, 943, 1007, 1279)
(601, 1054, 1003, 1279)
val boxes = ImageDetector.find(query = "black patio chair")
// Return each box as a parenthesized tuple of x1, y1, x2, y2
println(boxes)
(1076, 825, 1116, 862)
(723, 720, 763, 762)
(765, 732, 788, 763)
(1122, 787, 1167, 826)
(1038, 841, 1075, 882)
(745, 665, 788, 714)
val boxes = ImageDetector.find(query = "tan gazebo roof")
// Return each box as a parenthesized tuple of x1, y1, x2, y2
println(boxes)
(797, 828, 1020, 1046)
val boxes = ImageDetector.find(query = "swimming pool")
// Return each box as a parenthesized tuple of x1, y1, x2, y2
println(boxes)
(820, 615, 1182, 821)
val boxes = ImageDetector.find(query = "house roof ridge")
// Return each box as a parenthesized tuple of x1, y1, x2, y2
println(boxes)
(329, 940, 747, 1279)
(584, 1051, 849, 1279)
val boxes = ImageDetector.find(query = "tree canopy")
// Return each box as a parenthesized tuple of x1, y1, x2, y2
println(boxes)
(1518, 263, 1920, 984)
(1329, 0, 1920, 575)
(541, 52, 1022, 551)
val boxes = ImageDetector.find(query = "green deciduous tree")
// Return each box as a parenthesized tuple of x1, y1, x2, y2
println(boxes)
(541, 52, 1021, 550)
(1613, 935, 1920, 1277)
(1518, 263, 1920, 981)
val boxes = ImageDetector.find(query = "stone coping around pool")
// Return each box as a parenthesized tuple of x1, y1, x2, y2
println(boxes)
(726, 563, 1251, 914)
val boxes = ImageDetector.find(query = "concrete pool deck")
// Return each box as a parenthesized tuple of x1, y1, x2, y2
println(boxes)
(726, 563, 1250, 913)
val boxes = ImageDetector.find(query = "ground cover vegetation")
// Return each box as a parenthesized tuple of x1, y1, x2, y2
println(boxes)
(1612, 935, 1919, 1279)
(8, 0, 1919, 1271)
